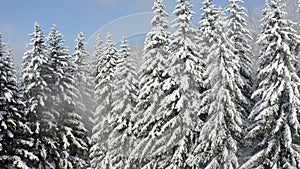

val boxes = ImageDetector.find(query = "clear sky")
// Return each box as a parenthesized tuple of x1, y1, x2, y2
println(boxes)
(0, 0, 264, 65)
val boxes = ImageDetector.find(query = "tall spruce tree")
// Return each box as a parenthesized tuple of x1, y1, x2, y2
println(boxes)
(199, 0, 219, 54)
(133, 0, 205, 168)
(46, 26, 89, 168)
(90, 33, 104, 136)
(132, 0, 169, 137)
(0, 34, 38, 168)
(158, 0, 205, 166)
(58, 53, 89, 169)
(45, 24, 68, 168)
(73, 32, 94, 137)
(90, 33, 105, 169)
(68, 32, 91, 168)
(129, 0, 170, 167)
(241, 0, 300, 168)
(92, 34, 104, 91)
(22, 22, 58, 168)
(105, 37, 138, 169)
(187, 10, 246, 169)
(90, 33, 118, 169)
(226, 0, 253, 114)
(89, 34, 103, 142)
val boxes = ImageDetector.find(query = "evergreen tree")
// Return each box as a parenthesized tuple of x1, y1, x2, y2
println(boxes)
(45, 24, 68, 168)
(0, 34, 38, 168)
(90, 33, 105, 169)
(187, 10, 246, 169)
(105, 37, 138, 169)
(226, 0, 253, 114)
(92, 34, 104, 90)
(73, 32, 94, 137)
(57, 54, 89, 169)
(241, 0, 300, 168)
(90, 33, 118, 169)
(21, 22, 57, 168)
(199, 0, 219, 54)
(129, 0, 170, 167)
(134, 0, 205, 168)
(133, 0, 169, 137)
(89, 34, 103, 139)
(90, 33, 104, 138)
(46, 26, 89, 168)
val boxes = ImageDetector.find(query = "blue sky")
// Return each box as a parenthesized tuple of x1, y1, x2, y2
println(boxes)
(0, 0, 264, 65)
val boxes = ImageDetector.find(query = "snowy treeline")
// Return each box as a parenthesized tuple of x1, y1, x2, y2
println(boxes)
(0, 0, 300, 168)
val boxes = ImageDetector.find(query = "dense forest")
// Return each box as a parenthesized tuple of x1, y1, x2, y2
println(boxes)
(0, 0, 300, 168)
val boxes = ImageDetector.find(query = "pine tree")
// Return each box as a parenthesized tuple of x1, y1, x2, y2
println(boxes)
(241, 0, 300, 168)
(199, 0, 219, 53)
(187, 10, 246, 169)
(21, 22, 58, 168)
(45, 24, 68, 168)
(73, 32, 94, 137)
(57, 54, 89, 169)
(90, 33, 118, 169)
(46, 25, 89, 168)
(133, 0, 169, 137)
(91, 33, 105, 94)
(134, 0, 205, 168)
(90, 33, 105, 169)
(226, 0, 253, 114)
(129, 0, 170, 167)
(0, 34, 38, 168)
(256, 0, 273, 70)
(89, 34, 103, 139)
(105, 37, 138, 169)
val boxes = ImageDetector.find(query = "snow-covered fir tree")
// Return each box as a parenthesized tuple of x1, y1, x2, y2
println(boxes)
(241, 0, 300, 168)
(187, 10, 246, 169)
(129, 0, 170, 167)
(89, 34, 103, 137)
(0, 34, 38, 168)
(45, 24, 68, 168)
(132, 0, 169, 137)
(73, 32, 94, 137)
(132, 0, 205, 168)
(90, 33, 104, 169)
(57, 55, 89, 169)
(257, 0, 273, 69)
(46, 25, 89, 168)
(92, 33, 104, 90)
(21, 22, 58, 168)
(90, 33, 118, 169)
(104, 37, 138, 169)
(226, 0, 253, 114)
(199, 0, 219, 54)
(262, 1, 271, 34)
(156, 0, 205, 166)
